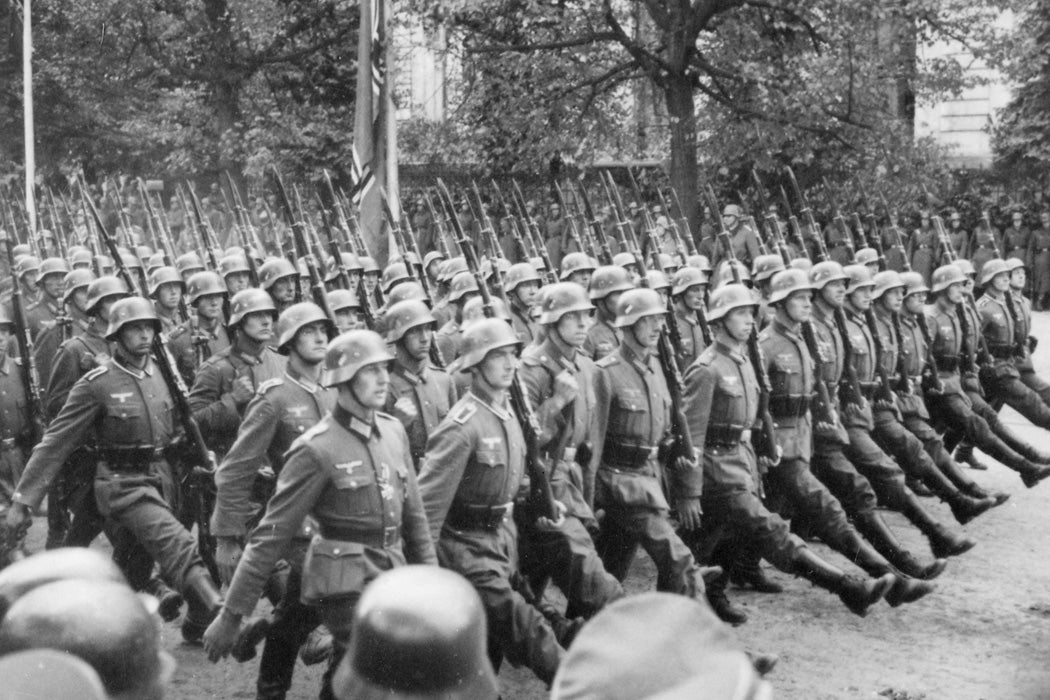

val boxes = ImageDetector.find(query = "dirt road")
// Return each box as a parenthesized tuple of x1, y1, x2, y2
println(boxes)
(22, 315, 1050, 700)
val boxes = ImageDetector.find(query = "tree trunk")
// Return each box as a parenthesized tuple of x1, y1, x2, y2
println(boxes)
(203, 0, 244, 177)
(663, 73, 701, 243)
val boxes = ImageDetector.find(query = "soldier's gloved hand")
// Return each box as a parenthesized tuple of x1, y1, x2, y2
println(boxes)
(391, 397, 418, 422)
(758, 445, 783, 471)
(230, 375, 254, 405)
(1029, 335, 1038, 353)
(216, 537, 243, 586)
(676, 497, 702, 531)
(3, 503, 30, 544)
(552, 371, 579, 408)
(534, 500, 567, 531)
(203, 608, 241, 663)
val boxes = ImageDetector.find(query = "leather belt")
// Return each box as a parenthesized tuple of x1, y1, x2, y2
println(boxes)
(936, 355, 959, 372)
(770, 395, 811, 418)
(705, 425, 747, 449)
(602, 441, 658, 469)
(988, 345, 1016, 360)
(917, 245, 932, 250)
(93, 445, 165, 472)
(319, 525, 400, 548)
(446, 501, 514, 531)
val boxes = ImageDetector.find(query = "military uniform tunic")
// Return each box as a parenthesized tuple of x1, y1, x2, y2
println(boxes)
(977, 292, 1050, 431)
(673, 305, 707, 369)
(384, 361, 457, 471)
(168, 317, 231, 385)
(1027, 227, 1050, 298)
(434, 320, 463, 363)
(0, 356, 29, 508)
(908, 227, 938, 283)
(582, 316, 620, 361)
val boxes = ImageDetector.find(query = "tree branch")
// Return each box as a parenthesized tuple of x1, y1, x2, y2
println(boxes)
(467, 32, 618, 54)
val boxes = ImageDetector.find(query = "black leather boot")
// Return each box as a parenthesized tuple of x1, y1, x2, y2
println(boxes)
(852, 511, 948, 580)
(792, 548, 894, 617)
(143, 576, 184, 622)
(181, 566, 223, 644)
(944, 491, 998, 525)
(962, 481, 1010, 506)
(901, 492, 976, 558)
(845, 532, 936, 608)
(706, 578, 748, 626)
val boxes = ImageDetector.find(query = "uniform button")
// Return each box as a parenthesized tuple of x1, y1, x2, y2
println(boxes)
(333, 548, 340, 554)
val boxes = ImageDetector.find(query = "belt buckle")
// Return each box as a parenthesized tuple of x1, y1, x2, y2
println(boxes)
(383, 526, 399, 547)
(561, 446, 577, 462)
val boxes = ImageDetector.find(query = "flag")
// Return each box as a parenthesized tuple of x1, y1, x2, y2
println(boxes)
(350, 0, 398, 263)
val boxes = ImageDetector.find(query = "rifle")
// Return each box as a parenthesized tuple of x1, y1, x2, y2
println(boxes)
(573, 180, 614, 266)
(490, 179, 536, 265)
(272, 170, 337, 329)
(703, 185, 778, 462)
(0, 233, 46, 445)
(599, 170, 637, 259)
(436, 179, 559, 522)
(666, 187, 699, 255)
(784, 167, 865, 411)
(931, 215, 993, 373)
(423, 188, 455, 259)
(319, 175, 377, 329)
(552, 182, 590, 259)
(225, 172, 268, 259)
(511, 180, 558, 281)
(735, 191, 769, 256)
(43, 187, 67, 258)
(80, 180, 221, 582)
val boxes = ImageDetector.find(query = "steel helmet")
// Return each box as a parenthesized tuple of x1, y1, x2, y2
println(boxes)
(119, 249, 142, 272)
(134, 244, 154, 261)
(646, 269, 671, 291)
(751, 254, 785, 283)
(503, 262, 542, 294)
(422, 250, 446, 272)
(14, 255, 40, 279)
(659, 253, 680, 271)
(330, 566, 498, 700)
(186, 271, 228, 304)
(328, 289, 362, 312)
(85, 276, 130, 315)
(789, 257, 813, 273)
(612, 252, 637, 269)
(688, 254, 714, 274)
(448, 271, 480, 303)
(0, 305, 12, 328)
(767, 269, 814, 304)
(148, 266, 184, 297)
(953, 259, 976, 277)
(930, 264, 967, 293)
(462, 295, 510, 327)
(480, 257, 510, 281)
(901, 271, 929, 297)
(384, 281, 427, 307)
(105, 297, 160, 340)
(11, 243, 31, 258)
(145, 253, 167, 275)
(175, 252, 205, 277)
(708, 283, 758, 322)
(810, 261, 849, 289)
(259, 257, 298, 290)
(614, 288, 666, 328)
(276, 302, 333, 353)
(381, 262, 411, 292)
(979, 258, 1010, 287)
(589, 265, 635, 301)
(62, 268, 97, 304)
(843, 264, 876, 294)
(529, 256, 548, 273)
(70, 248, 94, 269)
(722, 204, 743, 218)
(359, 256, 381, 275)
(229, 288, 278, 326)
(0, 579, 172, 700)
(1005, 256, 1026, 272)
(712, 259, 751, 288)
(385, 299, 437, 343)
(872, 270, 905, 299)
(854, 248, 879, 266)
(392, 251, 422, 269)
(94, 254, 115, 273)
(537, 282, 594, 325)
(671, 267, 708, 296)
(457, 317, 522, 372)
(325, 252, 362, 282)
(321, 329, 394, 387)
(0, 548, 125, 618)
(439, 257, 468, 283)
(38, 257, 70, 282)
(218, 253, 250, 278)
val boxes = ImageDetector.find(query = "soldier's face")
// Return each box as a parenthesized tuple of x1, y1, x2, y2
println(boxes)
(878, 287, 904, 313)
(42, 274, 64, 299)
(722, 306, 755, 342)
(477, 346, 519, 390)
(197, 294, 224, 320)
(22, 272, 38, 288)
(951, 218, 960, 228)
(334, 308, 361, 333)
(820, 280, 846, 308)
(226, 272, 250, 293)
(157, 283, 182, 310)
(682, 285, 706, 310)
(991, 273, 1010, 293)
(363, 272, 379, 292)
(513, 281, 540, 307)
(400, 325, 432, 361)
(293, 321, 329, 363)
(555, 310, 591, 348)
(631, 314, 664, 350)
(241, 311, 275, 342)
(904, 293, 925, 314)
(271, 277, 296, 303)
(567, 271, 592, 289)
(1013, 216, 1023, 228)
(98, 296, 121, 321)
(349, 361, 390, 408)
(1011, 268, 1026, 289)
(118, 321, 155, 357)
(848, 287, 872, 311)
(783, 290, 812, 323)
(71, 288, 89, 313)
(946, 282, 965, 304)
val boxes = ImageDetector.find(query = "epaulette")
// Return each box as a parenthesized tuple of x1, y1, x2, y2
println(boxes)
(300, 421, 330, 441)
(452, 401, 478, 425)
(257, 378, 284, 395)
(695, 346, 717, 367)
(595, 354, 620, 368)
(374, 410, 397, 424)
(84, 366, 108, 381)
(520, 353, 541, 367)
(168, 326, 188, 340)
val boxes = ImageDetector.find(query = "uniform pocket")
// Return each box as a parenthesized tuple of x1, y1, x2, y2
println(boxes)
(301, 538, 367, 603)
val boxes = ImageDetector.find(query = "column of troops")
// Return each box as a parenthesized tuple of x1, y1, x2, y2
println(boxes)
(0, 189, 1048, 700)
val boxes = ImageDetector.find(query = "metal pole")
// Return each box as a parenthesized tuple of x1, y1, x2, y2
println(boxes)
(23, 0, 37, 236)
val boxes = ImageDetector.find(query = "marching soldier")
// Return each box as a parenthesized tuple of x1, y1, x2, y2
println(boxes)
(969, 213, 1001, 280)
(148, 266, 185, 335)
(908, 212, 937, 284)
(434, 271, 480, 363)
(583, 265, 633, 361)
(519, 283, 625, 619)
(945, 212, 968, 262)
(715, 204, 761, 270)
(175, 251, 206, 282)
(590, 289, 706, 598)
(1003, 211, 1030, 265)
(1007, 257, 1050, 404)
(169, 271, 231, 384)
(503, 262, 542, 345)
(327, 289, 364, 334)
(560, 253, 597, 290)
(670, 266, 709, 368)
(383, 300, 457, 470)
(190, 288, 285, 458)
(685, 282, 901, 618)
(1027, 211, 1050, 310)
(24, 257, 68, 342)
(32, 268, 95, 390)
(204, 330, 436, 700)
(5, 298, 224, 643)
(259, 258, 299, 315)
(220, 253, 253, 294)
(211, 302, 335, 700)
(418, 318, 566, 684)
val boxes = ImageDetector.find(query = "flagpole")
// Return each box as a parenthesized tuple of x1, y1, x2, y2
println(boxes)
(23, 0, 37, 238)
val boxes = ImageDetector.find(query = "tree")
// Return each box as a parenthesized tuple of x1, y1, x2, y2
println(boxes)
(993, 0, 1050, 176)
